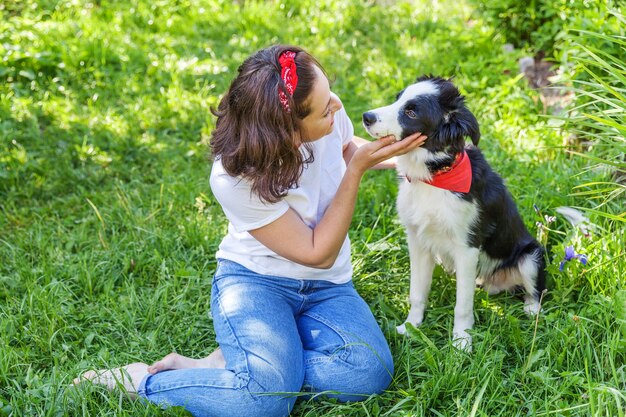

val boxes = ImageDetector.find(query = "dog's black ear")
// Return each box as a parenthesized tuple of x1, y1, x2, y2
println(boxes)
(416, 74, 435, 83)
(446, 107, 481, 146)
(436, 80, 480, 145)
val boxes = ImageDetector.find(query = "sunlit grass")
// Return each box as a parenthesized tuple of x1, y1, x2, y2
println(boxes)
(1, 1, 624, 416)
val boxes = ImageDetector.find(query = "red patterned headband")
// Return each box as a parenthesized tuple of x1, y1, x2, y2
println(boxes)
(278, 51, 298, 112)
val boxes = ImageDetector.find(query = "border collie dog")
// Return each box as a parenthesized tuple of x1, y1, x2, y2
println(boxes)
(363, 76, 546, 350)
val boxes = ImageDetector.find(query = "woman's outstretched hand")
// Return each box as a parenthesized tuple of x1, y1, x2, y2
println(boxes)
(348, 132, 427, 175)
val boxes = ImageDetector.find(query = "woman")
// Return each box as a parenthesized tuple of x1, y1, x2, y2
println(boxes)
(75, 44, 426, 417)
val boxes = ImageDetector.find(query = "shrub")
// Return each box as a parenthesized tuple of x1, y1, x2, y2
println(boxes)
(470, 0, 616, 53)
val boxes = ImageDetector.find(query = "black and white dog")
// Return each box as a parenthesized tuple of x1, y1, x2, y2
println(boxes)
(363, 76, 546, 350)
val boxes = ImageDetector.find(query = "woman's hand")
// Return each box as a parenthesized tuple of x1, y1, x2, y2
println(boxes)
(347, 132, 427, 175)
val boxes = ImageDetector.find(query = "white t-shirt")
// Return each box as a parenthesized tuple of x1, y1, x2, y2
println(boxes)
(210, 107, 355, 284)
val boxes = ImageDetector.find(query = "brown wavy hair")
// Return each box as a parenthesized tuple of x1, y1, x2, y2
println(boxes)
(210, 45, 326, 203)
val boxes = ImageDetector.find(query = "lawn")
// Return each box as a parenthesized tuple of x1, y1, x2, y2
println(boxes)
(1, 0, 625, 416)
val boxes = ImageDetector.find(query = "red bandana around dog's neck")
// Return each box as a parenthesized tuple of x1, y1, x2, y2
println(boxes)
(415, 150, 472, 193)
(278, 51, 298, 112)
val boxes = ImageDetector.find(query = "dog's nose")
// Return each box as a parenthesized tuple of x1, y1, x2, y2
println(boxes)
(362, 112, 377, 127)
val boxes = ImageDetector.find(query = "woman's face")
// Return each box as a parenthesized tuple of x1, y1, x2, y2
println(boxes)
(298, 66, 343, 142)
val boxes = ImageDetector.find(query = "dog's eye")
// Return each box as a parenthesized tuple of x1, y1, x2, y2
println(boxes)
(405, 109, 417, 119)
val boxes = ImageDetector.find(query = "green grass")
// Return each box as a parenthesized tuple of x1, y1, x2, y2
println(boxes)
(1, 1, 625, 416)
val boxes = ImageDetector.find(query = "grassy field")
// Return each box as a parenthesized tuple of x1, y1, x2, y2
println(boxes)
(1, 0, 625, 416)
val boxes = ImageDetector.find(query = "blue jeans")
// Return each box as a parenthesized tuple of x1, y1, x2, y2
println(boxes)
(137, 259, 394, 417)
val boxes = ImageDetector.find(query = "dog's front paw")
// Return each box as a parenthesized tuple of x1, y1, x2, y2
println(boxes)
(396, 323, 408, 335)
(396, 319, 422, 335)
(397, 308, 424, 335)
(452, 331, 472, 352)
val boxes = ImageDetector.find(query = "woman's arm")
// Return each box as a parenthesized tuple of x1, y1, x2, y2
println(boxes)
(249, 133, 426, 269)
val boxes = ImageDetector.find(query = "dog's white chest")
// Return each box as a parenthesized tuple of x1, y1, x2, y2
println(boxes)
(396, 180, 478, 255)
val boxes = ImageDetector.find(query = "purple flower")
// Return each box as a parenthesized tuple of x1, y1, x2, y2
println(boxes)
(559, 246, 588, 271)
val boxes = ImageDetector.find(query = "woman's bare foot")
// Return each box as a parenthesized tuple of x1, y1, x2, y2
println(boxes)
(73, 362, 149, 397)
(147, 348, 225, 375)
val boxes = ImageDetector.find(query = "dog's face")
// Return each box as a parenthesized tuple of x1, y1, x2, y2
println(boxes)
(363, 76, 480, 154)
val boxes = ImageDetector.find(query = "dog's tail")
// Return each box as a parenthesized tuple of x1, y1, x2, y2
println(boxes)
(523, 242, 547, 301)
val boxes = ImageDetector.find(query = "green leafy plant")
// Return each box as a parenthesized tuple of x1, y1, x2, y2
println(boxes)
(556, 9, 626, 220)
(470, 0, 617, 53)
